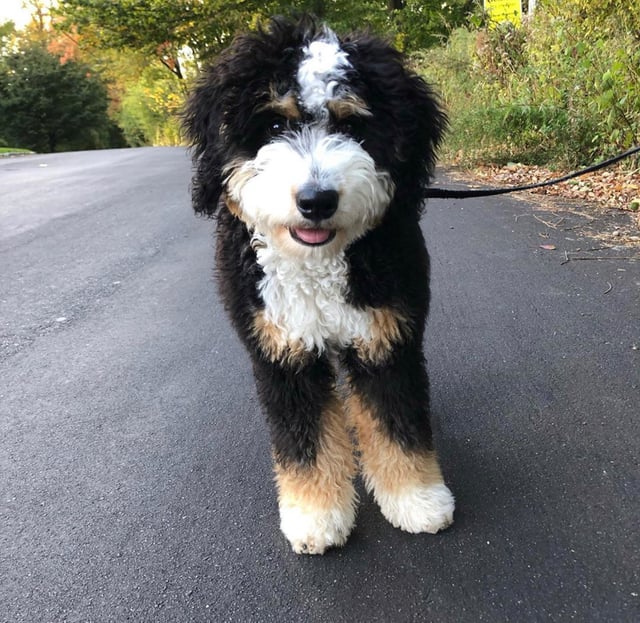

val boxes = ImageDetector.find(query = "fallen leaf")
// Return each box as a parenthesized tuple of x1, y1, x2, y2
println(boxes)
(540, 244, 557, 250)
(471, 163, 640, 214)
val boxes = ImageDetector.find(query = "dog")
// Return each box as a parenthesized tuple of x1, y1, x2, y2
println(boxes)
(183, 15, 455, 554)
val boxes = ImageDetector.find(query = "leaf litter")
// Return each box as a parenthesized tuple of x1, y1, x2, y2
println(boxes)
(448, 163, 640, 249)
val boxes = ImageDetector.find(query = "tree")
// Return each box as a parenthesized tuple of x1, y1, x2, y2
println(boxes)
(55, 0, 260, 77)
(0, 43, 115, 151)
(55, 0, 476, 78)
(47, 0, 476, 146)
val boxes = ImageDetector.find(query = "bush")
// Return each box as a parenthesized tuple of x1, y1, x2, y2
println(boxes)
(416, 0, 640, 168)
(0, 43, 116, 152)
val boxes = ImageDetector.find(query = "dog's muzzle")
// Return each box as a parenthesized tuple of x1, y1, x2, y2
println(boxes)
(291, 185, 339, 246)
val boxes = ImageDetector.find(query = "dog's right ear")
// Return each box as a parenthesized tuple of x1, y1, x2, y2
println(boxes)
(182, 67, 227, 217)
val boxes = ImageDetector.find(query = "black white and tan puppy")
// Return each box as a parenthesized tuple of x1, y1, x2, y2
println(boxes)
(183, 15, 455, 554)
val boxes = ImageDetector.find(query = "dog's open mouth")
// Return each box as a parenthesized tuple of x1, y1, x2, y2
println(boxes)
(289, 227, 337, 246)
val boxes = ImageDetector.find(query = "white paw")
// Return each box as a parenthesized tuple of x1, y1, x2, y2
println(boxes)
(376, 483, 455, 534)
(279, 503, 356, 555)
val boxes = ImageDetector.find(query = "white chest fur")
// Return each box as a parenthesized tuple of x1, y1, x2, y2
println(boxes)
(255, 244, 372, 353)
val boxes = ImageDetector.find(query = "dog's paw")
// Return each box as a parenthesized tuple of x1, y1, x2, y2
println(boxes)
(376, 483, 455, 534)
(279, 503, 356, 555)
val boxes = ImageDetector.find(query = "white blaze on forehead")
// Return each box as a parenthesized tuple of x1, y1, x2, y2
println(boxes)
(297, 29, 351, 113)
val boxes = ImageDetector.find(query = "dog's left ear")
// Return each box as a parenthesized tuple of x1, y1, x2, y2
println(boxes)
(396, 72, 448, 183)
(182, 66, 227, 217)
(344, 36, 448, 190)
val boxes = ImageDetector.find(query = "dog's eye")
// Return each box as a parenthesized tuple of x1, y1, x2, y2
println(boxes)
(335, 116, 364, 140)
(341, 121, 355, 136)
(269, 119, 287, 137)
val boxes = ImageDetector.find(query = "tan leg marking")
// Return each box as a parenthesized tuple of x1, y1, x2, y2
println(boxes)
(348, 392, 442, 492)
(354, 307, 410, 365)
(275, 400, 357, 554)
(348, 392, 454, 534)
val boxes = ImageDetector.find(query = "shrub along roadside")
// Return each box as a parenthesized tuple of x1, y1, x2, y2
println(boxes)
(0, 43, 124, 153)
(416, 0, 640, 170)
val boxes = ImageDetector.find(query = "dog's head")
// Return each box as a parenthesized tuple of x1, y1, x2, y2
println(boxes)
(184, 16, 447, 257)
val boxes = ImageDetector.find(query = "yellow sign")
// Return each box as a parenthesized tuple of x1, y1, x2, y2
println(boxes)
(484, 0, 522, 27)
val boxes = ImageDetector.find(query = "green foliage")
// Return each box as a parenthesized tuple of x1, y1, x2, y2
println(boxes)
(55, 0, 476, 74)
(0, 20, 15, 40)
(525, 0, 640, 159)
(262, 0, 476, 51)
(117, 64, 184, 146)
(53, 0, 478, 147)
(417, 0, 640, 167)
(391, 0, 477, 51)
(0, 147, 33, 153)
(1, 20, 16, 57)
(0, 42, 116, 152)
(55, 0, 247, 76)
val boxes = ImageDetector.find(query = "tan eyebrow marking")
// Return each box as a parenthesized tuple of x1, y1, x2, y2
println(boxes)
(327, 94, 373, 119)
(260, 90, 302, 120)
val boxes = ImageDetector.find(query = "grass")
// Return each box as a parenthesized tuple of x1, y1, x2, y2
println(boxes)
(0, 147, 33, 154)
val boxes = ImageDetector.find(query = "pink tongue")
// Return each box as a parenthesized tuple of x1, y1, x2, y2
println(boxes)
(294, 228, 332, 244)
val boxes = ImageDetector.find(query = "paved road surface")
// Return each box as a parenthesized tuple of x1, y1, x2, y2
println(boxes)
(1, 148, 638, 622)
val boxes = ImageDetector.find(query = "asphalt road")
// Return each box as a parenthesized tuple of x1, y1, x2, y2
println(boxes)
(1, 147, 638, 623)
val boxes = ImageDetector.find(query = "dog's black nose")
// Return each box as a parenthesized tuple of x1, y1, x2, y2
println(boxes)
(296, 186, 339, 221)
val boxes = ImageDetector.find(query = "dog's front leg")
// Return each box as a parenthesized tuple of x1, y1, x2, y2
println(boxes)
(344, 343, 455, 534)
(253, 356, 357, 554)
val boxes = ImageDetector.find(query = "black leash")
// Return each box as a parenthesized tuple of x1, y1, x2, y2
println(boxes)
(425, 144, 640, 199)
